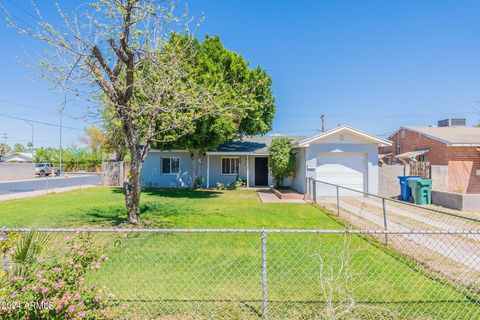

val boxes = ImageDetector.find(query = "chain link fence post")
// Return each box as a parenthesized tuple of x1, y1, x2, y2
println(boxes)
(336, 185, 340, 216)
(1, 227, 7, 272)
(261, 229, 268, 319)
(45, 175, 49, 195)
(306, 177, 309, 200)
(382, 198, 388, 244)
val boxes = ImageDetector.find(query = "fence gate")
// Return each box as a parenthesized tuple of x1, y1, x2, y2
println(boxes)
(409, 161, 431, 178)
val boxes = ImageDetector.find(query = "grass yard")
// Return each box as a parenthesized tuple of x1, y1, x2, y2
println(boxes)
(0, 187, 334, 229)
(1, 187, 479, 319)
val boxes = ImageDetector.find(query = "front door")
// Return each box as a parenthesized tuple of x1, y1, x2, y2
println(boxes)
(255, 157, 269, 186)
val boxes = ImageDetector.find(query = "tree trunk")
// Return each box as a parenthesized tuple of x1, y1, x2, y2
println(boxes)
(125, 154, 142, 223)
(190, 150, 204, 188)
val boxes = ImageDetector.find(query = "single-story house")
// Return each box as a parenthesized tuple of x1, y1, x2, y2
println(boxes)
(379, 124, 480, 193)
(142, 125, 392, 195)
(0, 152, 34, 163)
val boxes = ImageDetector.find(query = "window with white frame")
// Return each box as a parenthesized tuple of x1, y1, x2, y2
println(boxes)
(221, 157, 239, 175)
(161, 157, 180, 174)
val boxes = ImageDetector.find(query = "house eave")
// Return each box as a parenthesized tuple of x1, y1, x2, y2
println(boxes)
(205, 151, 269, 156)
(449, 143, 480, 147)
(298, 125, 392, 147)
(149, 149, 189, 153)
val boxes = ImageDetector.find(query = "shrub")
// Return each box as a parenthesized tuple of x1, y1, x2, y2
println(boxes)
(193, 176, 204, 189)
(233, 178, 246, 189)
(268, 137, 296, 187)
(215, 182, 225, 190)
(0, 232, 111, 319)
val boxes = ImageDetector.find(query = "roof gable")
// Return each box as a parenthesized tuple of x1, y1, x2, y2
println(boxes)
(298, 125, 392, 147)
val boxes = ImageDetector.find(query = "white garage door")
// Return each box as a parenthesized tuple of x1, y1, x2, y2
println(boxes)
(316, 153, 367, 196)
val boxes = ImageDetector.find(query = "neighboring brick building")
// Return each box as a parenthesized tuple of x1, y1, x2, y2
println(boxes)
(379, 126, 480, 193)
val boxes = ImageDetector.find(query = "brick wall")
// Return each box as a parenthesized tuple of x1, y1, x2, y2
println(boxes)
(390, 129, 449, 165)
(383, 128, 480, 194)
(447, 148, 480, 193)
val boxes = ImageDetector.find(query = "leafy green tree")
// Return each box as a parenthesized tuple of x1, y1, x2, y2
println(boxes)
(13, 143, 26, 153)
(268, 137, 296, 188)
(81, 127, 107, 154)
(8, 1, 241, 223)
(0, 143, 10, 157)
(156, 34, 275, 181)
(34, 147, 58, 164)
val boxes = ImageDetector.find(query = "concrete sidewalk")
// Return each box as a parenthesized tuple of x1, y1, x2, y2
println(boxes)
(257, 189, 305, 203)
(0, 185, 98, 202)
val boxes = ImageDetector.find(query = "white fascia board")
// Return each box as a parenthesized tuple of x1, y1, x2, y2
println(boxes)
(298, 125, 392, 147)
(149, 149, 189, 153)
(205, 151, 255, 156)
(450, 144, 480, 147)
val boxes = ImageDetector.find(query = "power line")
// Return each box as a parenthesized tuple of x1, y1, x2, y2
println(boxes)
(0, 98, 51, 112)
(0, 114, 83, 131)
(325, 111, 473, 119)
(5, 0, 38, 21)
(276, 111, 474, 120)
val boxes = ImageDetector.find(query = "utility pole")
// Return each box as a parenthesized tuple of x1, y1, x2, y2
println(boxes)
(24, 121, 34, 154)
(320, 114, 325, 132)
(59, 103, 64, 175)
(1, 133, 8, 144)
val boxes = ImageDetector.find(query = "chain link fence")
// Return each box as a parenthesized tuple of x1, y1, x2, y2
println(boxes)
(306, 178, 480, 232)
(1, 228, 480, 319)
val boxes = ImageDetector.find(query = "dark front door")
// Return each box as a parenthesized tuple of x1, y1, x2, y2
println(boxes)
(255, 157, 269, 186)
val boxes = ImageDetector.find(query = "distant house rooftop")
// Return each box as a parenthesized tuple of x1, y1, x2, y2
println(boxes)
(1, 152, 34, 163)
(401, 126, 480, 146)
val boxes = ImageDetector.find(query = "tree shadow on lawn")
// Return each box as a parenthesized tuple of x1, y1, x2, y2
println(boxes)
(110, 187, 222, 199)
(85, 201, 203, 227)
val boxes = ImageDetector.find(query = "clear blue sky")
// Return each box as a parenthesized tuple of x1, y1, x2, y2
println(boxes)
(1, 0, 480, 148)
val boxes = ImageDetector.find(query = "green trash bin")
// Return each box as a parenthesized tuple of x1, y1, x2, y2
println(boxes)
(407, 178, 432, 205)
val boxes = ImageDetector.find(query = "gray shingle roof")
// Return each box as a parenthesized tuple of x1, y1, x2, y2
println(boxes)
(404, 126, 480, 146)
(214, 135, 307, 154)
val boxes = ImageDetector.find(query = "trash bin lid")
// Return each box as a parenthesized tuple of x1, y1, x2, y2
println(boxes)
(417, 178, 432, 186)
(398, 175, 421, 181)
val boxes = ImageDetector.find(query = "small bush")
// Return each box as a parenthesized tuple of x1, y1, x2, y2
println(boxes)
(0, 232, 111, 319)
(193, 176, 203, 189)
(215, 182, 225, 190)
(234, 178, 246, 189)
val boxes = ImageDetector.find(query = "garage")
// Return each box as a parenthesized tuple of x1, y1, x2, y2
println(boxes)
(316, 152, 367, 196)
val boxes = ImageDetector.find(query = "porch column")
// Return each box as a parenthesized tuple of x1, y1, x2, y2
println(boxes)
(206, 155, 210, 188)
(246, 155, 250, 188)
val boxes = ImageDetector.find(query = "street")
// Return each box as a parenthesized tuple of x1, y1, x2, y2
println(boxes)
(0, 173, 101, 196)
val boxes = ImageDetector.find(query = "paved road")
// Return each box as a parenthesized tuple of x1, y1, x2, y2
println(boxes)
(0, 174, 101, 196)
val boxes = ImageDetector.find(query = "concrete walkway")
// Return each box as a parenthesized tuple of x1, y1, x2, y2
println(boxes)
(0, 185, 98, 202)
(257, 189, 305, 203)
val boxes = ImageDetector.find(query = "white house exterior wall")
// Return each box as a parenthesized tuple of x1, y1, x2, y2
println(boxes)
(141, 152, 273, 188)
(305, 143, 379, 195)
(292, 147, 307, 193)
(141, 151, 193, 188)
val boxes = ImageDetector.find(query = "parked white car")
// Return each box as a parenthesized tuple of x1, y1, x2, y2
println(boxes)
(35, 163, 61, 177)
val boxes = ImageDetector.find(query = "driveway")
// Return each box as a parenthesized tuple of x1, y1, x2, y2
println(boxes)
(0, 173, 101, 196)
(316, 196, 480, 273)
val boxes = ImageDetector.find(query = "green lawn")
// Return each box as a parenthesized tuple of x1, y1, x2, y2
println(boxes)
(0, 187, 335, 229)
(1, 188, 479, 319)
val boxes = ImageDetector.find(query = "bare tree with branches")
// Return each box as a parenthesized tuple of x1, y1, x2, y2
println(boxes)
(4, 0, 265, 223)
